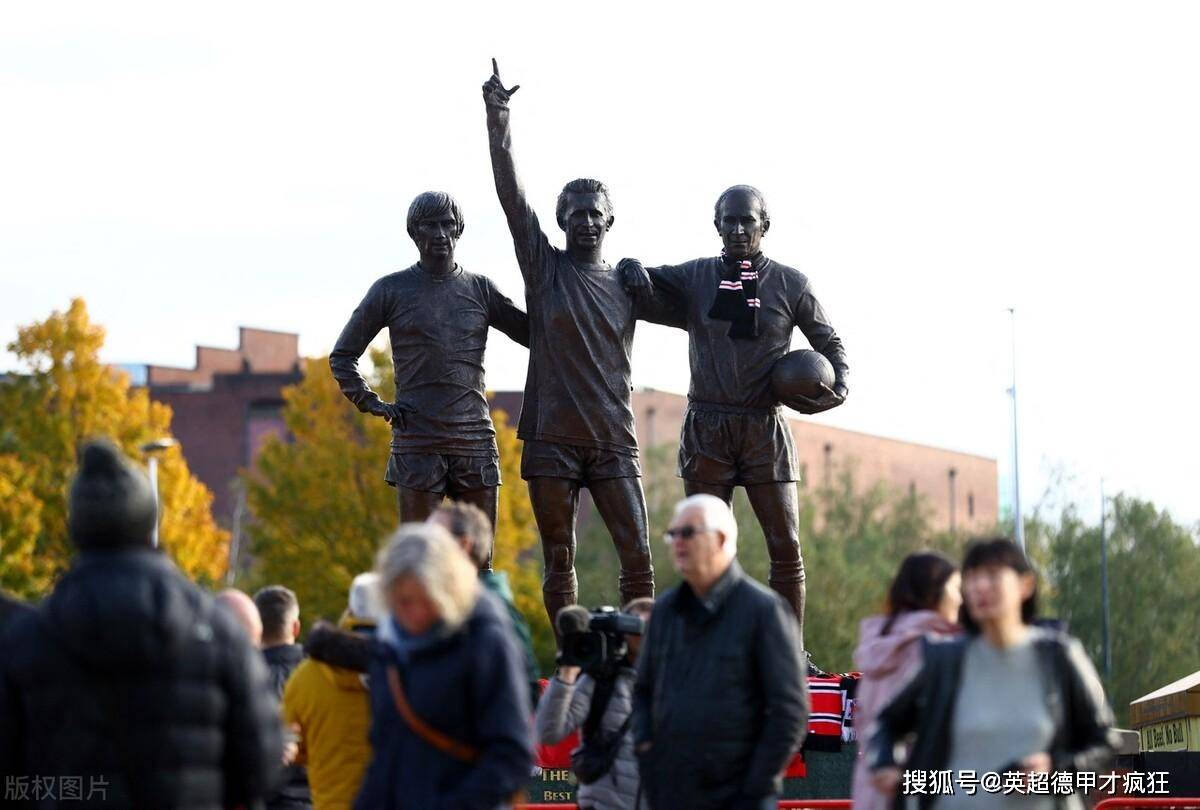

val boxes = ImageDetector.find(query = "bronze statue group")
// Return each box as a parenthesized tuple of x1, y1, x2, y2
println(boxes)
(330, 61, 850, 655)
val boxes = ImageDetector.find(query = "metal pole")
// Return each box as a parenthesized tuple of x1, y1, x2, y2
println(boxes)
(1007, 308, 1025, 550)
(1100, 479, 1111, 682)
(149, 455, 160, 548)
(948, 467, 958, 535)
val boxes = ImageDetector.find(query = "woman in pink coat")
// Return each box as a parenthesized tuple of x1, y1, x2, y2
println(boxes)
(851, 551, 961, 810)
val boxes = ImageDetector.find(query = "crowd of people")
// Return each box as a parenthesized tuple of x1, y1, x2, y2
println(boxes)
(0, 439, 1120, 809)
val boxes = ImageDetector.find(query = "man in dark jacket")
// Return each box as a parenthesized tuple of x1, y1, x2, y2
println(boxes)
(255, 585, 311, 810)
(632, 494, 809, 810)
(0, 439, 284, 809)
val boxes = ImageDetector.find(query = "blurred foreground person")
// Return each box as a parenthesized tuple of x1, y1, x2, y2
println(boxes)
(851, 552, 960, 810)
(0, 439, 283, 809)
(536, 597, 653, 810)
(428, 501, 540, 702)
(256, 585, 311, 810)
(868, 538, 1121, 810)
(218, 588, 264, 647)
(633, 494, 808, 810)
(283, 574, 382, 810)
(355, 523, 533, 810)
(0, 589, 30, 638)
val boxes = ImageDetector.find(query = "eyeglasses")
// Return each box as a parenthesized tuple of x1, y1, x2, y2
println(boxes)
(663, 525, 711, 543)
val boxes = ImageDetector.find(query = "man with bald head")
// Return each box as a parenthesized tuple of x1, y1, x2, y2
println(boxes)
(632, 494, 808, 810)
(620, 185, 849, 655)
(217, 588, 263, 647)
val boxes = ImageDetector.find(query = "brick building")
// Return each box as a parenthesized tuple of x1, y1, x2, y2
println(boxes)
(133, 328, 302, 527)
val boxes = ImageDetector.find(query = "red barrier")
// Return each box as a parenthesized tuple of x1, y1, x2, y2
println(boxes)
(517, 802, 851, 810)
(1095, 800, 1200, 810)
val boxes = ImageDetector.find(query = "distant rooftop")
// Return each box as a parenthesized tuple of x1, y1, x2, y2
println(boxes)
(139, 327, 300, 391)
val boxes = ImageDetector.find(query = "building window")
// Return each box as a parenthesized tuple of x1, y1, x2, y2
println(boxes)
(799, 463, 808, 489)
(968, 492, 975, 519)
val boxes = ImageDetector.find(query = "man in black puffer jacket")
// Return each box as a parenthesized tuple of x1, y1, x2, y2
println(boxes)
(0, 439, 284, 809)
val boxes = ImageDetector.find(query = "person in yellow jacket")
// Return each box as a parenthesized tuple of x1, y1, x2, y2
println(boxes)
(283, 573, 382, 810)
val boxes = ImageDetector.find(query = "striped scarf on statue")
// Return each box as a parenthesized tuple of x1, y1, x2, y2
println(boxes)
(708, 250, 762, 339)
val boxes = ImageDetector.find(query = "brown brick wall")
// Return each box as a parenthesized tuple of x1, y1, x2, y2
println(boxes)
(240, 328, 300, 373)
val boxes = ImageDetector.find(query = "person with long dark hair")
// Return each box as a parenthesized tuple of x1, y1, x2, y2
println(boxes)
(867, 538, 1120, 809)
(852, 551, 960, 810)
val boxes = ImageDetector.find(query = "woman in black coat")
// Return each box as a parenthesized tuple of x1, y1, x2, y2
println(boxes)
(867, 538, 1121, 810)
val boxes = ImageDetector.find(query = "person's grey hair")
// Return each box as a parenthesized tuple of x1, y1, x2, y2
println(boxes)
(376, 522, 479, 630)
(714, 184, 770, 226)
(431, 501, 492, 568)
(556, 178, 613, 229)
(253, 585, 299, 640)
(672, 493, 738, 556)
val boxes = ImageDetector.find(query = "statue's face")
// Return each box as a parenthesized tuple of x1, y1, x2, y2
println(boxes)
(715, 191, 769, 260)
(412, 212, 460, 265)
(560, 192, 613, 255)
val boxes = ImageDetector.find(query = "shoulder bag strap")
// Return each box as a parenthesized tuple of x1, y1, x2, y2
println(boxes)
(386, 665, 479, 763)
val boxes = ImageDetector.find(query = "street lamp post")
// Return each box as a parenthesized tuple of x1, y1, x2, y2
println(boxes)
(1007, 308, 1025, 551)
(140, 438, 176, 548)
(1100, 479, 1112, 683)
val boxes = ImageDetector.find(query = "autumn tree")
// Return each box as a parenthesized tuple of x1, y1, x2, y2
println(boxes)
(0, 299, 228, 597)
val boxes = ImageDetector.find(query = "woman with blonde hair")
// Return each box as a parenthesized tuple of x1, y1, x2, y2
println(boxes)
(355, 522, 534, 810)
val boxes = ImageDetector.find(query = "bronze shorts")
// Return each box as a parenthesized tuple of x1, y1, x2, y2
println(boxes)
(385, 452, 500, 493)
(520, 440, 640, 482)
(678, 404, 799, 486)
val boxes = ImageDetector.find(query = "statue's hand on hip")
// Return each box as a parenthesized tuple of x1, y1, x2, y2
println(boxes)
(370, 400, 414, 431)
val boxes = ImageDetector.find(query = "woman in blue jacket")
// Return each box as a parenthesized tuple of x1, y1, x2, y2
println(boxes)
(356, 522, 534, 810)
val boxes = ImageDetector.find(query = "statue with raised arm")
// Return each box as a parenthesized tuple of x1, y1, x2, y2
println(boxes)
(329, 191, 529, 567)
(483, 60, 654, 628)
(619, 185, 849, 657)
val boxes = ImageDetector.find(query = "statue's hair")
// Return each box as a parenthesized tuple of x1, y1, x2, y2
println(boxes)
(376, 522, 479, 631)
(714, 185, 770, 224)
(556, 178, 613, 229)
(406, 191, 465, 239)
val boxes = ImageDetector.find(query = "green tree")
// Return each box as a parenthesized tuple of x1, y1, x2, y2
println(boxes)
(1042, 495, 1200, 724)
(0, 299, 229, 597)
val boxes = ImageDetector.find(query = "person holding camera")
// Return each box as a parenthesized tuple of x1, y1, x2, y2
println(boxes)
(535, 598, 654, 810)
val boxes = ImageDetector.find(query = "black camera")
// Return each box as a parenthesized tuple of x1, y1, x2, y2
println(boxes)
(556, 605, 645, 677)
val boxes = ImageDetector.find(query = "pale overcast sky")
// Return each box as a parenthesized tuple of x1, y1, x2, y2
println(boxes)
(2, 2, 1197, 527)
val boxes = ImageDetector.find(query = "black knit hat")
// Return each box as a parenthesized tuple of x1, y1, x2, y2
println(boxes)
(68, 439, 157, 550)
